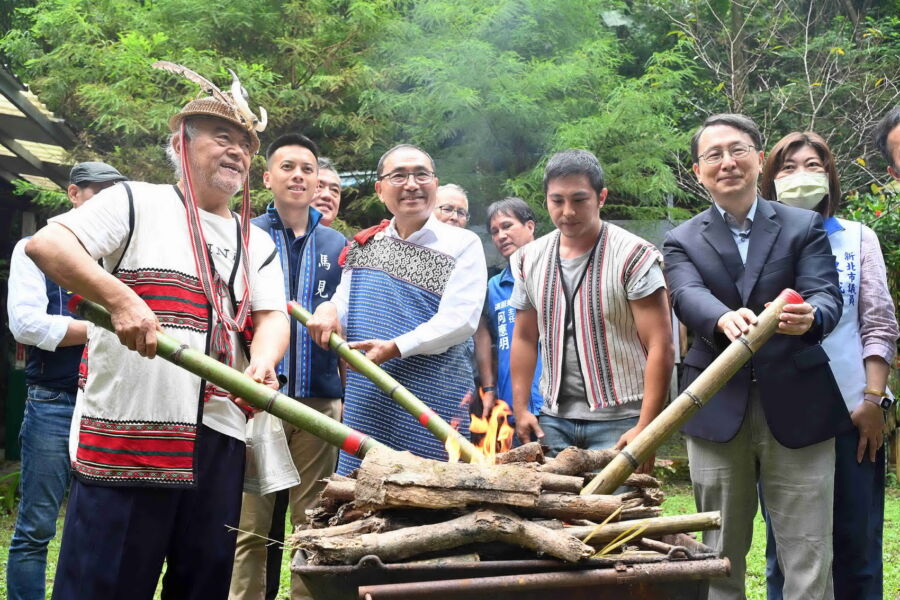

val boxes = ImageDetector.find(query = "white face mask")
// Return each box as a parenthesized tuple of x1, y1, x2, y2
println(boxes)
(774, 171, 829, 210)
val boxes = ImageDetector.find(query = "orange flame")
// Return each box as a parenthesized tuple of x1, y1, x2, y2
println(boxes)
(468, 399, 515, 464)
(445, 433, 462, 463)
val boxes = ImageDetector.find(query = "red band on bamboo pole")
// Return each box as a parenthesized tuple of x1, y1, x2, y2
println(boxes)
(67, 294, 85, 314)
(418, 407, 437, 426)
(341, 430, 367, 456)
(287, 300, 300, 312)
(778, 288, 803, 305)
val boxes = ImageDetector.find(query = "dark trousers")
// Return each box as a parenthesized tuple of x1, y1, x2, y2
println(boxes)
(764, 427, 885, 599)
(264, 489, 289, 600)
(52, 425, 245, 600)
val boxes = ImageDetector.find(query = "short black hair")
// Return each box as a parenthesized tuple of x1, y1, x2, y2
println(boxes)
(265, 133, 319, 164)
(873, 106, 900, 169)
(690, 113, 763, 163)
(543, 149, 605, 195)
(376, 144, 435, 177)
(486, 197, 535, 226)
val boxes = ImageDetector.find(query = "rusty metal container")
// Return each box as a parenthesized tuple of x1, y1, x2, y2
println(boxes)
(291, 533, 729, 600)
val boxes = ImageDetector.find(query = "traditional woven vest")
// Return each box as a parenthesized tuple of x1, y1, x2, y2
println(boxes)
(512, 223, 663, 413)
(72, 182, 262, 487)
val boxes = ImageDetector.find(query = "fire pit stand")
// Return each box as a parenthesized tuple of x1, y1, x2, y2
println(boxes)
(291, 533, 729, 600)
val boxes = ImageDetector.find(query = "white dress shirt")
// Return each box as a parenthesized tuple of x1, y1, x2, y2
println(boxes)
(330, 215, 487, 358)
(7, 238, 76, 350)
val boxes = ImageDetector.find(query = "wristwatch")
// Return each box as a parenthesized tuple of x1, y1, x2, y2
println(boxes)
(863, 388, 892, 410)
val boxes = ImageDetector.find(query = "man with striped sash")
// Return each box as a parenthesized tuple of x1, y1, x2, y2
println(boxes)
(509, 150, 674, 471)
(25, 78, 289, 599)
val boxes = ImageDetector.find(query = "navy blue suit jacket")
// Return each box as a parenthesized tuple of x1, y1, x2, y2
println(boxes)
(663, 198, 852, 448)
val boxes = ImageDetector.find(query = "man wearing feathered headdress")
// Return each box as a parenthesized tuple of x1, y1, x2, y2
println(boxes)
(25, 63, 290, 600)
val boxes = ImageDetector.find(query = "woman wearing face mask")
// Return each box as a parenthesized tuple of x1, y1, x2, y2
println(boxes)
(759, 131, 898, 600)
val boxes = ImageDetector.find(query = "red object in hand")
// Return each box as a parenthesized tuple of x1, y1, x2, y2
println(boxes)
(778, 289, 804, 305)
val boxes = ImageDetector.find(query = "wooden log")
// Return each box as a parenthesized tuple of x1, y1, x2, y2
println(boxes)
(565, 511, 721, 545)
(520, 493, 622, 521)
(331, 469, 584, 509)
(538, 473, 584, 493)
(620, 506, 663, 520)
(355, 447, 544, 510)
(290, 515, 391, 543)
(621, 474, 661, 489)
(495, 442, 544, 464)
(583, 290, 802, 495)
(296, 508, 594, 565)
(321, 478, 356, 502)
(539, 447, 617, 476)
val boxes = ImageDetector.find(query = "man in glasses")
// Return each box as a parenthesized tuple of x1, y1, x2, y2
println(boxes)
(308, 144, 486, 473)
(663, 113, 847, 599)
(433, 183, 470, 227)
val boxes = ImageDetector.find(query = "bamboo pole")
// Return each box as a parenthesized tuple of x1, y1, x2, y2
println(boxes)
(565, 511, 722, 545)
(288, 301, 483, 464)
(69, 296, 384, 458)
(582, 289, 803, 495)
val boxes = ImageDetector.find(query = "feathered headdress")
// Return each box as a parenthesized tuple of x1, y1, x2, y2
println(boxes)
(153, 61, 267, 153)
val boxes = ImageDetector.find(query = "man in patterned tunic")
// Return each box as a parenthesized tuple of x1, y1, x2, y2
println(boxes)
(308, 144, 487, 473)
(509, 150, 674, 470)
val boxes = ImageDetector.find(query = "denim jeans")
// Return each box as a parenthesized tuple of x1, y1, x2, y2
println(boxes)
(538, 413, 638, 456)
(6, 385, 76, 600)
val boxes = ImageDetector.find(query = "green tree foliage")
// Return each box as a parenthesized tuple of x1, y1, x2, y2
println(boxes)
(2, 0, 898, 237)
(655, 0, 900, 203)
(364, 0, 696, 228)
(1, 0, 392, 216)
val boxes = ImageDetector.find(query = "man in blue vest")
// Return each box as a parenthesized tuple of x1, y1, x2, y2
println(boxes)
(476, 197, 542, 424)
(6, 161, 125, 600)
(229, 134, 346, 600)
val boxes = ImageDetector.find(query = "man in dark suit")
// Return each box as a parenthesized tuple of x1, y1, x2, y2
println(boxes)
(663, 113, 851, 600)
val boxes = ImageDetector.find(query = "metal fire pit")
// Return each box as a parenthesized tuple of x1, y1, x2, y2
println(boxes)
(291, 533, 729, 600)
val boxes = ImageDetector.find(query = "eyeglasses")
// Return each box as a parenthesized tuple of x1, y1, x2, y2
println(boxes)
(437, 204, 469, 219)
(698, 143, 756, 165)
(379, 170, 435, 186)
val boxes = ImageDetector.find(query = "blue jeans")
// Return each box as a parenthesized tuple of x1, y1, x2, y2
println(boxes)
(6, 385, 75, 600)
(763, 427, 885, 600)
(539, 413, 638, 456)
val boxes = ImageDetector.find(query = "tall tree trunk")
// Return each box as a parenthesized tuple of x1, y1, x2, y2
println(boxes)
(730, 2, 748, 113)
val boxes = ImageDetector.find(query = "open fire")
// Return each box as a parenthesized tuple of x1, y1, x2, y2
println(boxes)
(449, 398, 515, 463)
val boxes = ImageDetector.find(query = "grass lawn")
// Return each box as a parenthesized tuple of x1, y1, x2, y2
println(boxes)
(2, 487, 899, 598)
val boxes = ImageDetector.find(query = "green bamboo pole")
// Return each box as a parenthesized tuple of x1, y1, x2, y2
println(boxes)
(581, 289, 804, 496)
(288, 301, 484, 464)
(69, 296, 384, 458)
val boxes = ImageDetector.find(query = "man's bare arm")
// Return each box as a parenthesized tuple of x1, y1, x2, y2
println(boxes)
(26, 223, 160, 357)
(616, 288, 675, 473)
(474, 316, 497, 418)
(510, 307, 542, 442)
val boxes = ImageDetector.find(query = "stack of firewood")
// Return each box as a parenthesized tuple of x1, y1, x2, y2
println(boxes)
(290, 443, 719, 566)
